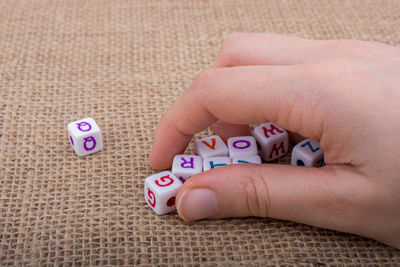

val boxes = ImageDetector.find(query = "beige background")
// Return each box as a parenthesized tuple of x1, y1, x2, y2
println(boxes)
(1, 0, 399, 265)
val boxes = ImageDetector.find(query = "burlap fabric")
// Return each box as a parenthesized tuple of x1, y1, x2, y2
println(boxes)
(1, 0, 399, 265)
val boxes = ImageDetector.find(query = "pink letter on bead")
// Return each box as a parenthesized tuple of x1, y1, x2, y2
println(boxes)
(263, 124, 283, 138)
(269, 141, 286, 159)
(155, 175, 175, 187)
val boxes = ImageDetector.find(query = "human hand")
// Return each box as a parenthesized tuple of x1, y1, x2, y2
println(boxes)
(148, 33, 400, 249)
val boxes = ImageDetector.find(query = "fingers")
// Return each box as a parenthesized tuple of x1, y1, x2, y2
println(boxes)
(214, 33, 322, 67)
(149, 65, 327, 169)
(176, 164, 379, 240)
(210, 121, 251, 142)
(214, 33, 383, 68)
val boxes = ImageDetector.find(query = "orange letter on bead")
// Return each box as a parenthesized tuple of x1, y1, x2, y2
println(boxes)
(201, 138, 216, 150)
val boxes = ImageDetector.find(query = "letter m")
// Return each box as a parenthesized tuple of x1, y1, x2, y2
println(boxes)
(269, 141, 286, 159)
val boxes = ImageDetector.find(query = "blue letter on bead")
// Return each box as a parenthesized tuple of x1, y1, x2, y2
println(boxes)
(301, 140, 320, 152)
(210, 161, 227, 169)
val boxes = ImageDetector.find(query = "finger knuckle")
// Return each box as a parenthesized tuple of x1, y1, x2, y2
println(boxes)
(295, 59, 350, 88)
(190, 68, 220, 100)
(243, 171, 271, 217)
(293, 62, 330, 88)
(192, 68, 216, 90)
(217, 33, 247, 66)
(288, 63, 333, 128)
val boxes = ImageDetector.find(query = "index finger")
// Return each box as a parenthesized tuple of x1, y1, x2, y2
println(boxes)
(149, 65, 325, 169)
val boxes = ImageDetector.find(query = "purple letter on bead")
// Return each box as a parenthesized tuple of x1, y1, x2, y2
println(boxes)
(70, 136, 74, 146)
(233, 140, 251, 149)
(83, 136, 96, 151)
(181, 157, 194, 168)
(76, 121, 92, 132)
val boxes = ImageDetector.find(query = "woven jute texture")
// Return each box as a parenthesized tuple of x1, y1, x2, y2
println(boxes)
(1, 0, 399, 265)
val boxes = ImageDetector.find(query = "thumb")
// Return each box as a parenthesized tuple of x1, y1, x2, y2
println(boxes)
(176, 164, 375, 237)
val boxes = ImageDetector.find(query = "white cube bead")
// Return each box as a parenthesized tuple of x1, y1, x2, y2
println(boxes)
(253, 122, 288, 161)
(67, 117, 103, 156)
(291, 139, 324, 167)
(203, 157, 231, 171)
(171, 154, 203, 182)
(232, 155, 262, 164)
(144, 171, 183, 215)
(195, 135, 228, 158)
(227, 136, 258, 158)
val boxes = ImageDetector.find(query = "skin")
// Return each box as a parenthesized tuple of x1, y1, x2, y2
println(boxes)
(148, 33, 400, 249)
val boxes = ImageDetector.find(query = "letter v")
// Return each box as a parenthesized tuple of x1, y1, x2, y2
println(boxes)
(201, 138, 216, 150)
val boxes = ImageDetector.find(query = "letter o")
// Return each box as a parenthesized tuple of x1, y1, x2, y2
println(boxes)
(233, 140, 251, 149)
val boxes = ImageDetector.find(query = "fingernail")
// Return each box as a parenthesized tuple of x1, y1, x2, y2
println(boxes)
(177, 188, 217, 221)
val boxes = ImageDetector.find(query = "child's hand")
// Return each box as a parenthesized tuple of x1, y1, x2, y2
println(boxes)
(149, 33, 400, 249)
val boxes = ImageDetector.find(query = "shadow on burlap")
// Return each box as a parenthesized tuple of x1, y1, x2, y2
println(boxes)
(0, 0, 399, 265)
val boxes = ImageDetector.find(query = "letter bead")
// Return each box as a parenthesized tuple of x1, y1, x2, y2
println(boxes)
(253, 122, 289, 161)
(203, 157, 232, 171)
(291, 139, 324, 167)
(227, 136, 258, 158)
(67, 117, 103, 156)
(171, 154, 203, 182)
(195, 135, 228, 158)
(232, 155, 262, 164)
(144, 171, 183, 215)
